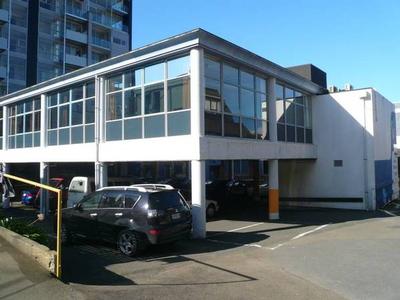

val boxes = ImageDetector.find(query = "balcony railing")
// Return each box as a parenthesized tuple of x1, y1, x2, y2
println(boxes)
(92, 37, 110, 49)
(66, 5, 87, 19)
(112, 2, 129, 13)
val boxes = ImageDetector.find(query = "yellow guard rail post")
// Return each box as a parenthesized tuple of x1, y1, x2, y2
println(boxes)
(3, 173, 63, 279)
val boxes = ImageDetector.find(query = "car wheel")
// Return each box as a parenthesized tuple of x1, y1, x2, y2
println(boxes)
(206, 204, 216, 219)
(118, 230, 142, 257)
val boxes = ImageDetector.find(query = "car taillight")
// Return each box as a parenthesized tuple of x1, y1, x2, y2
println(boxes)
(149, 229, 161, 235)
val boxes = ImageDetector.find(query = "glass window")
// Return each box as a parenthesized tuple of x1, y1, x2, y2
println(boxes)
(295, 91, 304, 104)
(275, 84, 284, 100)
(124, 89, 141, 117)
(71, 126, 83, 144)
(16, 116, 23, 134)
(145, 83, 164, 114)
(240, 89, 255, 117)
(34, 112, 41, 131)
(24, 133, 32, 148)
(49, 108, 58, 129)
(223, 64, 238, 85)
(48, 93, 58, 106)
(125, 69, 142, 88)
(80, 192, 102, 209)
(168, 111, 190, 136)
(255, 77, 266, 93)
(24, 113, 32, 132)
(25, 101, 33, 112)
(223, 84, 239, 114)
(144, 115, 165, 138)
(48, 130, 57, 145)
(257, 120, 268, 140)
(167, 56, 190, 79)
(256, 92, 267, 120)
(71, 86, 83, 101)
(59, 90, 70, 104)
(71, 102, 83, 125)
(285, 88, 294, 100)
(296, 105, 304, 126)
(85, 125, 95, 143)
(296, 127, 305, 143)
(99, 191, 125, 208)
(205, 58, 220, 80)
(242, 118, 256, 139)
(107, 74, 123, 92)
(277, 123, 285, 141)
(145, 63, 164, 84)
(106, 92, 122, 120)
(168, 78, 190, 111)
(240, 71, 254, 90)
(224, 115, 240, 137)
(85, 98, 95, 124)
(124, 118, 142, 140)
(286, 125, 295, 142)
(285, 101, 295, 125)
(276, 99, 285, 124)
(205, 78, 221, 112)
(59, 105, 70, 127)
(205, 112, 222, 136)
(86, 81, 95, 98)
(59, 128, 70, 144)
(106, 120, 122, 141)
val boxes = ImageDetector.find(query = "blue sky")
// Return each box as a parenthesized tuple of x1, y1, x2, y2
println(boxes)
(132, 0, 400, 101)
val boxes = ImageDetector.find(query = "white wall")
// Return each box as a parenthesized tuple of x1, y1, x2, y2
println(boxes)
(280, 89, 376, 209)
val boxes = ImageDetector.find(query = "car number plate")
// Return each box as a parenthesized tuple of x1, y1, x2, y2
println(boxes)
(171, 213, 181, 220)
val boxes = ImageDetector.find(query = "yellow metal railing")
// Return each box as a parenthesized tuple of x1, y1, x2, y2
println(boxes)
(3, 173, 63, 279)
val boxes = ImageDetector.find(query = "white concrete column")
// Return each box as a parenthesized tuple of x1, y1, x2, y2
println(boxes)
(2, 106, 8, 151)
(191, 159, 206, 238)
(95, 162, 108, 190)
(40, 162, 49, 215)
(190, 47, 205, 138)
(267, 77, 277, 142)
(40, 94, 47, 147)
(1, 162, 10, 208)
(268, 159, 279, 220)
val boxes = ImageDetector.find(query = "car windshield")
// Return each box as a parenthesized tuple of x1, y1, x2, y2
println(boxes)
(148, 191, 188, 211)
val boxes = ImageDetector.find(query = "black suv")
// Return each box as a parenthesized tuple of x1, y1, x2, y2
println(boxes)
(62, 184, 192, 256)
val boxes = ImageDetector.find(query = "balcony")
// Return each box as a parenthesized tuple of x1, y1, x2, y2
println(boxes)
(66, 29, 88, 44)
(66, 5, 88, 21)
(92, 37, 111, 49)
(65, 53, 87, 67)
(0, 9, 8, 24)
(0, 66, 6, 79)
(0, 37, 7, 51)
(112, 1, 129, 14)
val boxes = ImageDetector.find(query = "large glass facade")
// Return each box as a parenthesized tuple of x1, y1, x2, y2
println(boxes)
(8, 98, 41, 149)
(105, 55, 191, 141)
(0, 109, 3, 149)
(204, 56, 268, 140)
(276, 83, 312, 143)
(47, 81, 95, 145)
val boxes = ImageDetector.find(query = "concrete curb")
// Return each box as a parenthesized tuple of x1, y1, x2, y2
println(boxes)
(0, 226, 56, 274)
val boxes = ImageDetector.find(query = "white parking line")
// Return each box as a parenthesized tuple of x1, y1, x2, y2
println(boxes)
(291, 224, 329, 240)
(227, 222, 264, 233)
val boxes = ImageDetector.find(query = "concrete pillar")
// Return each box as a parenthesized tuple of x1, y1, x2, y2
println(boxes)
(268, 160, 279, 220)
(191, 160, 206, 238)
(40, 94, 47, 147)
(267, 77, 277, 142)
(2, 106, 8, 151)
(95, 162, 108, 190)
(1, 163, 10, 209)
(40, 162, 49, 215)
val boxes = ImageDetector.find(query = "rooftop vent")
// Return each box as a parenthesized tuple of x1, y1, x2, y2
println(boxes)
(328, 85, 338, 93)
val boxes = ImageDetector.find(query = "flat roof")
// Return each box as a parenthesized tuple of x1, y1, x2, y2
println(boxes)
(0, 28, 326, 103)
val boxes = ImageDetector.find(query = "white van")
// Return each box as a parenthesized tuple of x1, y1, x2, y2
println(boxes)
(67, 177, 95, 208)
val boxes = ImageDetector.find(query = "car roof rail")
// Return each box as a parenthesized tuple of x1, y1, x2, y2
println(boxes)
(130, 184, 175, 191)
(98, 186, 148, 192)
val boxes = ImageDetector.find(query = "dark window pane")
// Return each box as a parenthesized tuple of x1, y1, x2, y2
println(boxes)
(240, 89, 255, 117)
(71, 85, 83, 101)
(59, 128, 70, 144)
(285, 101, 295, 125)
(168, 78, 190, 111)
(205, 112, 222, 136)
(59, 90, 70, 103)
(85, 125, 94, 143)
(16, 116, 23, 133)
(296, 105, 304, 126)
(71, 102, 83, 125)
(257, 120, 268, 140)
(48, 130, 57, 146)
(16, 135, 23, 148)
(85, 98, 95, 124)
(34, 132, 40, 147)
(275, 84, 284, 100)
(276, 99, 285, 123)
(285, 88, 294, 100)
(205, 58, 220, 80)
(59, 105, 70, 127)
(106, 120, 122, 141)
(223, 84, 239, 114)
(255, 77, 266, 93)
(224, 115, 240, 137)
(256, 92, 267, 120)
(296, 127, 305, 143)
(33, 98, 41, 110)
(8, 136, 15, 149)
(86, 81, 95, 98)
(124, 118, 142, 140)
(168, 56, 190, 79)
(106, 92, 122, 120)
(144, 115, 165, 138)
(49, 107, 58, 129)
(24, 133, 32, 148)
(48, 93, 58, 106)
(286, 125, 295, 142)
(277, 123, 285, 141)
(34, 112, 41, 131)
(223, 64, 238, 85)
(240, 71, 254, 90)
(125, 69, 142, 88)
(145, 83, 164, 114)
(107, 74, 123, 92)
(124, 89, 141, 117)
(241, 117, 256, 139)
(168, 111, 190, 136)
(17, 103, 24, 114)
(24, 113, 32, 132)
(25, 101, 33, 112)
(306, 128, 313, 144)
(295, 91, 304, 104)
(205, 77, 221, 112)
(71, 126, 83, 144)
(9, 116, 16, 134)
(145, 63, 164, 84)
